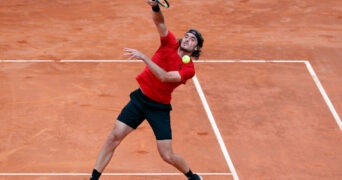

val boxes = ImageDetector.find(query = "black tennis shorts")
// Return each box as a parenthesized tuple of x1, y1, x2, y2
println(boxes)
(117, 89, 172, 140)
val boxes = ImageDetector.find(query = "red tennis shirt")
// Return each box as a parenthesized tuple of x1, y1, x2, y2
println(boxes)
(136, 30, 195, 104)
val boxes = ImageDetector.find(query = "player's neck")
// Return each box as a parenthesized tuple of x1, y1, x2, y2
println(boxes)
(178, 48, 192, 58)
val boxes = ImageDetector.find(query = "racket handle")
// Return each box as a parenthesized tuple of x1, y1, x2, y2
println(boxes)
(152, 4, 160, 12)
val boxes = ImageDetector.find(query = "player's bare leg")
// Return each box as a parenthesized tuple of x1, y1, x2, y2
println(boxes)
(157, 140, 202, 180)
(91, 121, 134, 180)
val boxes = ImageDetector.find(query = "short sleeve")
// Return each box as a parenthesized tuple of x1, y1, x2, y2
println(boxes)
(179, 62, 195, 84)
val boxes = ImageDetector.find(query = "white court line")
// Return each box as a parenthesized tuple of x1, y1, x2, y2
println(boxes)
(1, 59, 308, 63)
(0, 60, 55, 63)
(199, 60, 341, 131)
(196, 60, 308, 63)
(304, 61, 342, 131)
(60, 60, 142, 63)
(193, 75, 239, 180)
(0, 172, 232, 176)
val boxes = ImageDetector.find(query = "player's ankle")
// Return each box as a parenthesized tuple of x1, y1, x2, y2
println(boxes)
(90, 169, 101, 180)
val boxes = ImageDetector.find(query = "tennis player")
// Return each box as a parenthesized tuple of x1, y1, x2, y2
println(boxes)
(90, 0, 204, 179)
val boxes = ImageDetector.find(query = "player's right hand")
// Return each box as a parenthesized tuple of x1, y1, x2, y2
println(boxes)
(146, 0, 157, 7)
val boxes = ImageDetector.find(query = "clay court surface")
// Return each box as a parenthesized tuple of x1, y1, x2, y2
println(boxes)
(1, 0, 342, 179)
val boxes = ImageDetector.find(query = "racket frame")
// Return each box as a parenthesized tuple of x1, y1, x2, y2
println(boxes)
(155, 0, 170, 8)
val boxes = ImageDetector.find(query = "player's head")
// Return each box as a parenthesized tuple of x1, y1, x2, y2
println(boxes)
(179, 29, 204, 60)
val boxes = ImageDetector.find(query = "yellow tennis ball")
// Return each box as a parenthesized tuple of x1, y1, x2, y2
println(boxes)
(182, 55, 190, 64)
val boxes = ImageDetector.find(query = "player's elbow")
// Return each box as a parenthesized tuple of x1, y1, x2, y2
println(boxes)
(159, 73, 181, 83)
(158, 75, 168, 82)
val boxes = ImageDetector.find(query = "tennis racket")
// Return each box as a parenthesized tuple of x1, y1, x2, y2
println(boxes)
(154, 0, 170, 8)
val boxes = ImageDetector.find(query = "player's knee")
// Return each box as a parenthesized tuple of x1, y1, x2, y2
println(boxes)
(159, 151, 174, 164)
(105, 132, 123, 148)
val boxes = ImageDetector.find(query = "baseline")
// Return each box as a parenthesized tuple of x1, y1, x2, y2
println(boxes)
(0, 172, 231, 177)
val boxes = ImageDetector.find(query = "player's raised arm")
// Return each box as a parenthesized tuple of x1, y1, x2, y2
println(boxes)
(146, 0, 168, 37)
(123, 48, 181, 82)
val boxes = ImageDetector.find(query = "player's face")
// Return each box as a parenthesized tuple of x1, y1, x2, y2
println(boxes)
(180, 33, 198, 52)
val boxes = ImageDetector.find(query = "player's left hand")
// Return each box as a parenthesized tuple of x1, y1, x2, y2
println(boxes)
(123, 48, 147, 60)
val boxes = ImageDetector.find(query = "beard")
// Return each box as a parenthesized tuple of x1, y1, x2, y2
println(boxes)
(180, 46, 192, 53)
(180, 42, 193, 53)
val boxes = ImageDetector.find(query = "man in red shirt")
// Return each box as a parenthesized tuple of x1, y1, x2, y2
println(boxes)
(90, 1, 204, 179)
